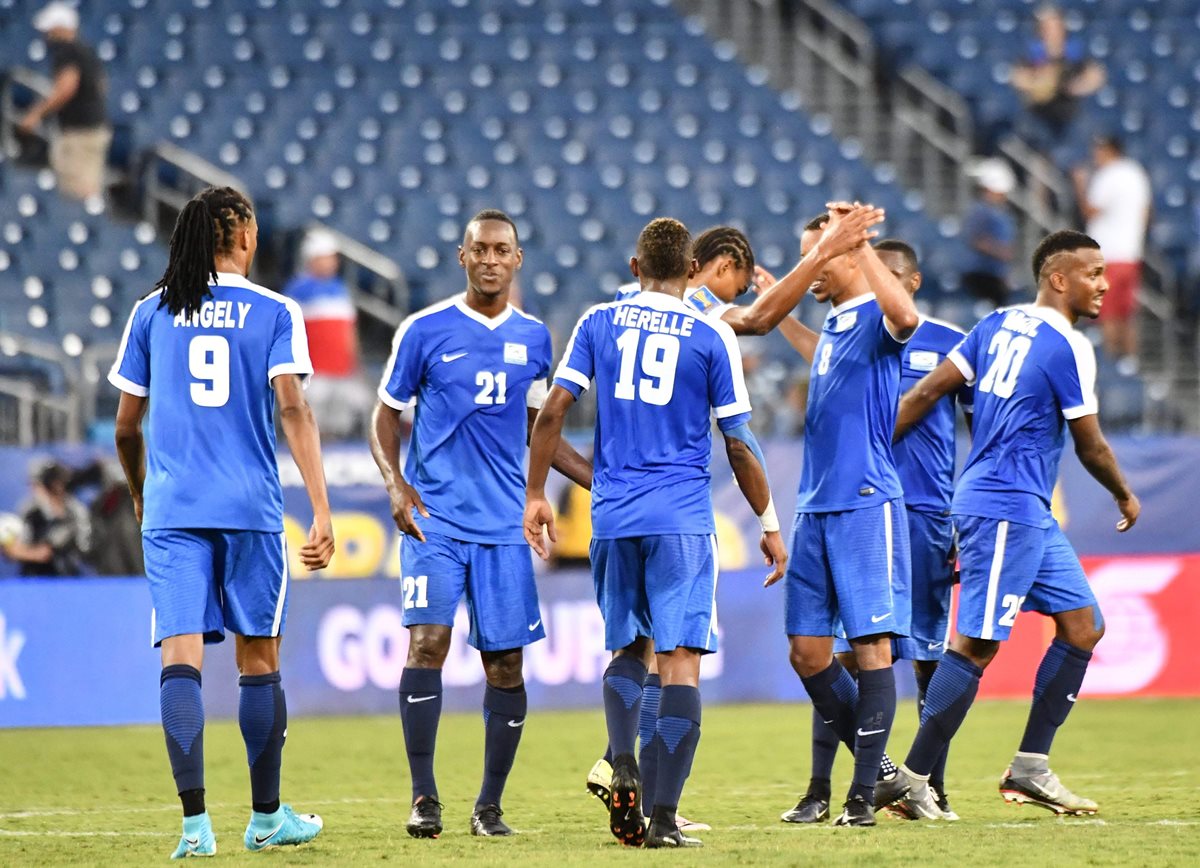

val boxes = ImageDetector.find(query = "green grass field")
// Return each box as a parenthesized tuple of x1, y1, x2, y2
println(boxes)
(3, 698, 1198, 866)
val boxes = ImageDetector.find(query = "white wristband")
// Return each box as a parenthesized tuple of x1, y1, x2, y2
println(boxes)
(758, 495, 780, 533)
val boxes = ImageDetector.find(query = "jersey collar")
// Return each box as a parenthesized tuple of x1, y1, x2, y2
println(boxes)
(625, 290, 697, 314)
(211, 271, 253, 287)
(828, 291, 876, 317)
(1016, 303, 1075, 338)
(454, 294, 514, 330)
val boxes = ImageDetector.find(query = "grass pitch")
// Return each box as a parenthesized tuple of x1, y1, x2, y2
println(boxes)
(2, 698, 1198, 866)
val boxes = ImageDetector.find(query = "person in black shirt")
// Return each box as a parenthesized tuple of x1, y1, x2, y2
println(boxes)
(1, 461, 92, 577)
(18, 3, 111, 200)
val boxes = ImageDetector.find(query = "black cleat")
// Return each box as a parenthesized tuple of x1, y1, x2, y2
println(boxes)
(470, 804, 513, 837)
(933, 788, 960, 821)
(406, 796, 443, 839)
(645, 812, 703, 848)
(607, 754, 644, 847)
(833, 794, 876, 827)
(780, 793, 831, 824)
(873, 771, 912, 810)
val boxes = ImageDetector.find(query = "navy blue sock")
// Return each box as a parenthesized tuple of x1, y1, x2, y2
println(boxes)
(603, 746, 613, 764)
(602, 655, 647, 758)
(850, 667, 897, 801)
(238, 671, 286, 814)
(905, 651, 982, 776)
(1018, 639, 1092, 755)
(477, 683, 527, 809)
(651, 685, 701, 813)
(800, 659, 859, 752)
(160, 665, 205, 813)
(638, 674, 662, 810)
(915, 665, 949, 790)
(808, 705, 839, 800)
(399, 667, 443, 800)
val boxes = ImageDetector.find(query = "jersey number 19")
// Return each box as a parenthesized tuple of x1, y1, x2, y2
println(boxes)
(614, 329, 679, 406)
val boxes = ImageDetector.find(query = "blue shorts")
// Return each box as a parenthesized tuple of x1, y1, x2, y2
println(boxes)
(143, 529, 289, 647)
(399, 532, 544, 652)
(954, 515, 1099, 642)
(785, 499, 911, 640)
(894, 509, 955, 661)
(589, 534, 719, 654)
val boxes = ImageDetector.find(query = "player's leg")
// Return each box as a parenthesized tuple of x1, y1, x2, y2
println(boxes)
(396, 533, 466, 838)
(641, 533, 715, 849)
(463, 541, 546, 836)
(222, 530, 322, 851)
(1000, 524, 1104, 815)
(588, 648, 657, 811)
(782, 640, 850, 824)
(144, 529, 220, 859)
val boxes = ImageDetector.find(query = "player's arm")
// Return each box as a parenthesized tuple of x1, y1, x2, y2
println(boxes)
(895, 359, 968, 440)
(720, 207, 883, 338)
(744, 265, 819, 362)
(827, 202, 918, 340)
(524, 385, 576, 559)
(369, 400, 428, 543)
(275, 374, 335, 569)
(526, 405, 592, 491)
(1068, 414, 1139, 532)
(722, 421, 788, 587)
(113, 391, 148, 524)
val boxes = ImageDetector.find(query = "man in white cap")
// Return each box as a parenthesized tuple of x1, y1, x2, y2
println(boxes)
(958, 158, 1018, 309)
(19, 3, 112, 201)
(283, 229, 373, 439)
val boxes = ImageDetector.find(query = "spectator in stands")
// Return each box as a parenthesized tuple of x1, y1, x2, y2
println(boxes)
(78, 459, 144, 576)
(1072, 135, 1151, 374)
(283, 229, 372, 440)
(1011, 5, 1104, 150)
(959, 158, 1018, 309)
(0, 460, 91, 576)
(17, 3, 111, 202)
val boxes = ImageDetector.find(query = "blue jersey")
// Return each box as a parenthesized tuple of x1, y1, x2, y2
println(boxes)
(798, 294, 908, 513)
(108, 273, 313, 532)
(378, 295, 552, 545)
(554, 291, 752, 539)
(895, 317, 974, 515)
(948, 304, 1098, 528)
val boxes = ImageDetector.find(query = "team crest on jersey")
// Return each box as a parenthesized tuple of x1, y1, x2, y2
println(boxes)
(908, 350, 939, 371)
(834, 311, 858, 332)
(503, 342, 528, 365)
(686, 286, 721, 314)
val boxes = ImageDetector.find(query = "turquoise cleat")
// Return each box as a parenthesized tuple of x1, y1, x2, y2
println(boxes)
(170, 811, 217, 859)
(243, 805, 324, 851)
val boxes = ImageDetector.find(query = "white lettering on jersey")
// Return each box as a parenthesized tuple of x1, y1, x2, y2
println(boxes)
(611, 304, 695, 337)
(1000, 310, 1041, 337)
(173, 300, 253, 329)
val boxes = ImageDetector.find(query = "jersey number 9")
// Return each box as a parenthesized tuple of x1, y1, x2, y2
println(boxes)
(188, 335, 230, 408)
(614, 329, 679, 406)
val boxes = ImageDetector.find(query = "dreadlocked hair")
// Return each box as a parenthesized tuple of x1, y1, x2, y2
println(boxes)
(155, 186, 254, 318)
(692, 226, 755, 274)
(636, 217, 692, 280)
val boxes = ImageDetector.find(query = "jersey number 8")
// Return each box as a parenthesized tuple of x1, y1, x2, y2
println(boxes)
(188, 335, 230, 408)
(614, 329, 679, 406)
(978, 331, 1032, 399)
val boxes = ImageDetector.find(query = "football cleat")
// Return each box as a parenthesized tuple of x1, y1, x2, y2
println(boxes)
(884, 782, 944, 820)
(932, 787, 960, 821)
(645, 811, 703, 848)
(470, 804, 513, 837)
(872, 769, 913, 810)
(607, 754, 644, 847)
(999, 767, 1099, 815)
(832, 794, 876, 827)
(676, 814, 711, 832)
(780, 793, 830, 824)
(170, 812, 216, 859)
(406, 796, 444, 839)
(243, 805, 323, 851)
(586, 758, 613, 808)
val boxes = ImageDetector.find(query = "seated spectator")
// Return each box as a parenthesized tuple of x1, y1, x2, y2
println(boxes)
(1011, 5, 1104, 149)
(0, 460, 91, 576)
(18, 3, 112, 202)
(959, 159, 1018, 309)
(283, 229, 374, 440)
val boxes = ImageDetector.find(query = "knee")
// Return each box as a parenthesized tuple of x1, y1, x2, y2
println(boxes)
(950, 635, 999, 669)
(1061, 621, 1105, 652)
(406, 628, 450, 669)
(788, 643, 828, 679)
(482, 650, 524, 689)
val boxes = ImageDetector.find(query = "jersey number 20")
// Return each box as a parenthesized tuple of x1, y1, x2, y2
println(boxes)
(614, 329, 679, 406)
(188, 335, 230, 407)
(978, 332, 1031, 399)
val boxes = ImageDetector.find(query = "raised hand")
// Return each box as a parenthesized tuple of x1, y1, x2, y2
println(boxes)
(818, 204, 885, 259)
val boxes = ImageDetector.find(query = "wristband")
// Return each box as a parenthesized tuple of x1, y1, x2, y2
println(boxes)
(758, 495, 780, 533)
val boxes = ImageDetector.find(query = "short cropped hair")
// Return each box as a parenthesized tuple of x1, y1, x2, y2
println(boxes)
(803, 212, 830, 233)
(873, 238, 919, 272)
(636, 217, 692, 281)
(1031, 230, 1100, 283)
(464, 208, 519, 244)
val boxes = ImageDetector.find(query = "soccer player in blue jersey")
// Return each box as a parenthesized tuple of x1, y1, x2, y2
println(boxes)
(781, 240, 974, 824)
(371, 210, 592, 839)
(525, 218, 787, 848)
(876, 230, 1139, 818)
(781, 208, 920, 827)
(109, 186, 335, 858)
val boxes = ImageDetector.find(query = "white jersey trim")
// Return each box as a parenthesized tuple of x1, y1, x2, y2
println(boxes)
(376, 296, 460, 409)
(213, 273, 315, 387)
(526, 377, 549, 409)
(107, 288, 163, 396)
(709, 315, 753, 419)
(948, 349, 975, 385)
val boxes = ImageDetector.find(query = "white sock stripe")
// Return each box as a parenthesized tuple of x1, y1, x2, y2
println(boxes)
(981, 521, 1009, 641)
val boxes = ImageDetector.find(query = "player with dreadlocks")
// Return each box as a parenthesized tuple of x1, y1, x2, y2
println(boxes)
(109, 185, 334, 858)
(584, 206, 885, 833)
